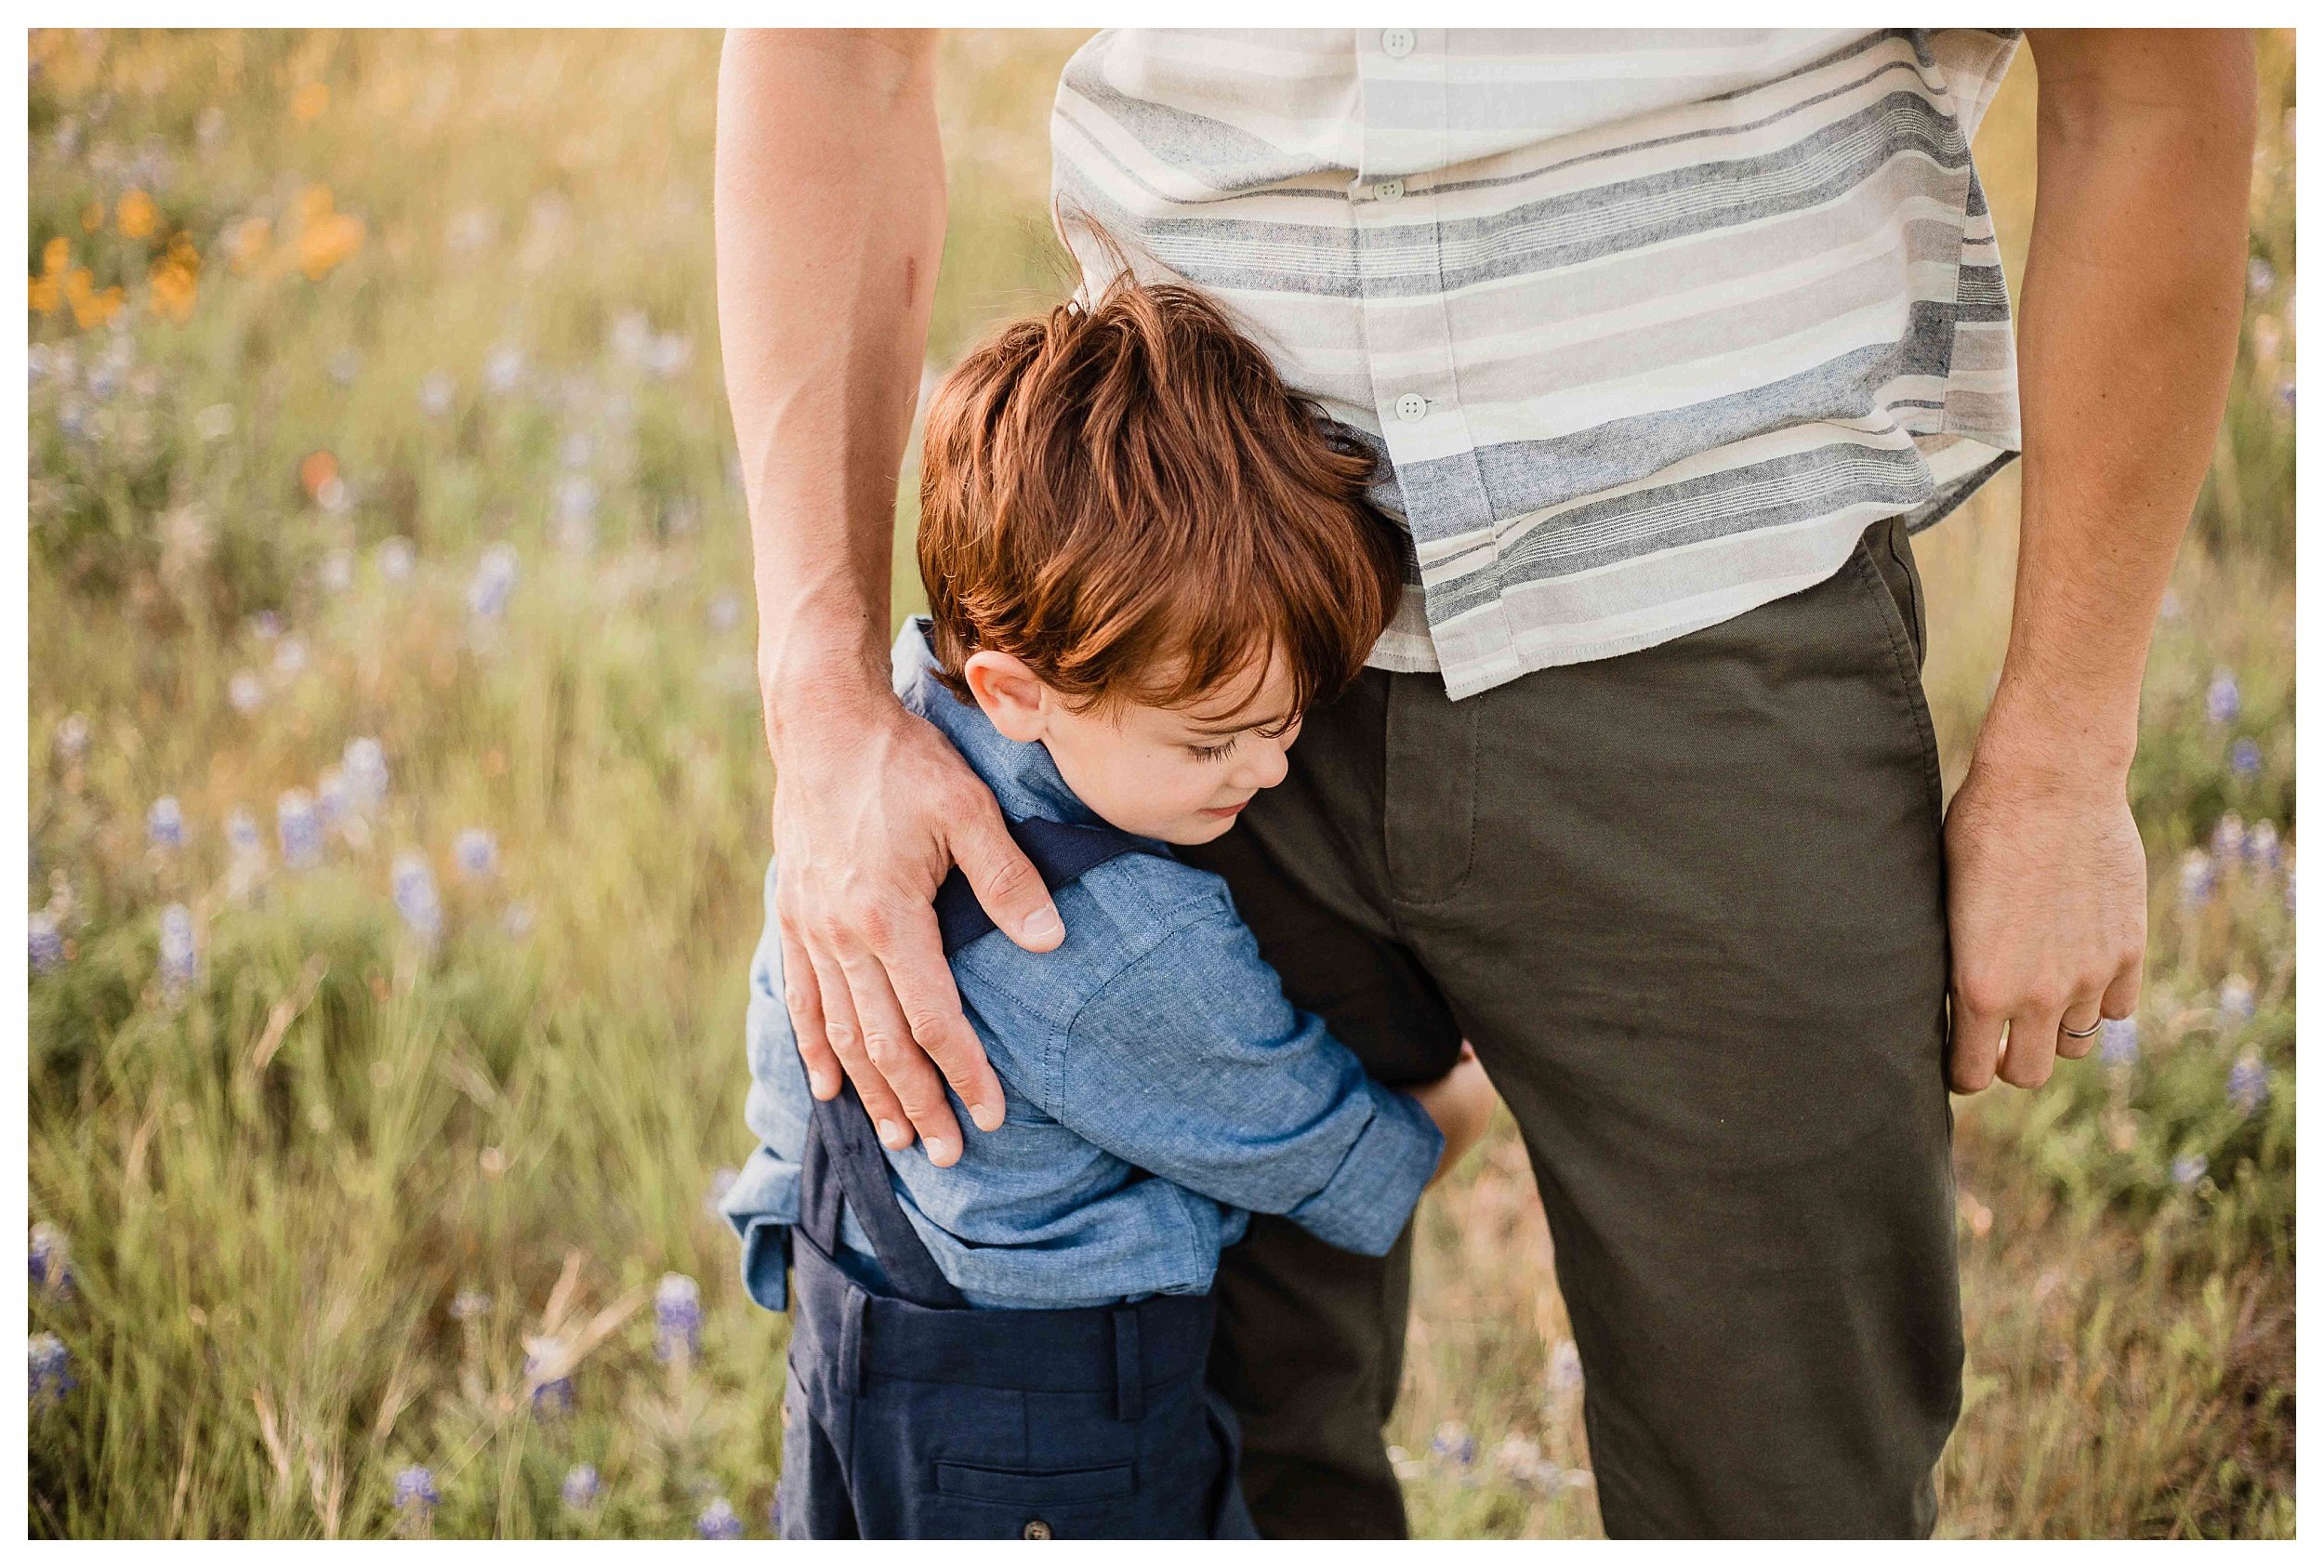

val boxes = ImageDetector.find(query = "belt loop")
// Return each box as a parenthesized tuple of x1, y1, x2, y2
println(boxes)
(1112, 1307, 1143, 1423)
(839, 1283, 869, 1398)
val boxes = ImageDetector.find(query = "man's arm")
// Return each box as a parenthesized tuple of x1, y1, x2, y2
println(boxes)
(1943, 29, 2254, 1092)
(714, 29, 1063, 1164)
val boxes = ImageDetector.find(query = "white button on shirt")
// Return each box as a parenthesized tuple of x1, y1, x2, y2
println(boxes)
(1050, 29, 2025, 698)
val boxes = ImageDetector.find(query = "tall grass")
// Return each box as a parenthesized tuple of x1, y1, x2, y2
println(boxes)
(26, 29, 2294, 1538)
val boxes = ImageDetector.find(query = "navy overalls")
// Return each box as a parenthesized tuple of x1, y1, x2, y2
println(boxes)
(774, 820, 1261, 1540)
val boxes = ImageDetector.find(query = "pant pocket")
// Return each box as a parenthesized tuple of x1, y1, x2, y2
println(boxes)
(1850, 520, 1945, 828)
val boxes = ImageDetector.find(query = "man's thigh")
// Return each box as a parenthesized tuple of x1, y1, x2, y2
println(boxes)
(1394, 515, 1961, 1536)
(1180, 699, 1450, 1538)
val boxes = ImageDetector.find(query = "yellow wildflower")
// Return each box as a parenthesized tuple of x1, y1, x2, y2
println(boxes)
(80, 201, 104, 233)
(116, 189, 158, 240)
(64, 267, 124, 329)
(292, 82, 330, 122)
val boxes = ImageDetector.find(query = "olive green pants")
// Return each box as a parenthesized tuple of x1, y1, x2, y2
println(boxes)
(1182, 513, 1963, 1538)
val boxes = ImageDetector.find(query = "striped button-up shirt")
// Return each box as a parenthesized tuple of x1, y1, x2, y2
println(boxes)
(1049, 28, 2023, 698)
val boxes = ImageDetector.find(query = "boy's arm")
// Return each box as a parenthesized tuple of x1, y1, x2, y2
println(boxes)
(714, 28, 1061, 1169)
(1040, 903, 1448, 1257)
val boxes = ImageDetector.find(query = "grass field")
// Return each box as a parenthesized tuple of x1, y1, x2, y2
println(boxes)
(25, 29, 2296, 1537)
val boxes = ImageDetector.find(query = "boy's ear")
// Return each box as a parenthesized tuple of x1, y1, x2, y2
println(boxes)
(961, 651, 1050, 744)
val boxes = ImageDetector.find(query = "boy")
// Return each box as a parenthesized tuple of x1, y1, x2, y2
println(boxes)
(721, 269, 1497, 1539)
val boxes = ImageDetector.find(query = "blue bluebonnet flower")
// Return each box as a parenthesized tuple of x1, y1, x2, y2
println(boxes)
(2172, 1153, 2210, 1190)
(315, 767, 350, 832)
(2226, 1053, 2270, 1117)
(707, 592, 742, 634)
(654, 1273, 703, 1362)
(2158, 587, 2182, 621)
(418, 372, 456, 418)
(29, 912, 64, 974)
(1546, 1338, 1584, 1399)
(2178, 849, 2216, 910)
(320, 548, 353, 594)
(448, 1290, 490, 1323)
(228, 670, 266, 714)
(54, 713, 89, 764)
(343, 738, 390, 812)
(695, 1499, 743, 1539)
(768, 1494, 782, 1535)
(392, 853, 442, 942)
(250, 610, 283, 642)
(279, 791, 323, 869)
(454, 828, 497, 880)
(29, 1333, 73, 1409)
(554, 480, 598, 556)
(2212, 814, 2247, 863)
(2250, 256, 2277, 294)
(2206, 668, 2241, 726)
(2279, 377, 2296, 413)
(57, 401, 90, 443)
(158, 903, 199, 993)
(29, 1223, 73, 1298)
(2248, 819, 2281, 871)
(2218, 974, 2256, 1024)
(2097, 1017, 2139, 1067)
(468, 543, 521, 619)
(561, 1464, 602, 1513)
(1430, 1419, 1477, 1469)
(2230, 738, 2263, 780)
(503, 903, 535, 939)
(378, 536, 416, 582)
(392, 1464, 440, 1522)
(272, 638, 307, 681)
(227, 808, 263, 861)
(525, 1337, 574, 1417)
(148, 796, 185, 850)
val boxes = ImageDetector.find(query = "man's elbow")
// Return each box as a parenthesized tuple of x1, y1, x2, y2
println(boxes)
(2030, 30, 2256, 155)
(722, 27, 939, 104)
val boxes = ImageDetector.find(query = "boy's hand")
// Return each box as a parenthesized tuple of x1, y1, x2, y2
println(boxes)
(1408, 1043, 1497, 1185)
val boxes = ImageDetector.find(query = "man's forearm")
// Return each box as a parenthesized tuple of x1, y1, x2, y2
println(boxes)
(1985, 31, 2255, 777)
(714, 28, 948, 742)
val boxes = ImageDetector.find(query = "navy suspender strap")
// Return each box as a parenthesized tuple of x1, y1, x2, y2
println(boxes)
(931, 817, 1158, 956)
(801, 815, 1167, 1313)
(802, 1081, 970, 1311)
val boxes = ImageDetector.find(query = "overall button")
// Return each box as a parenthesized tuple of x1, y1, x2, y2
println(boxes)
(1381, 29, 1416, 58)
(1394, 392, 1429, 422)
(1374, 178, 1405, 203)
(1022, 1520, 1053, 1540)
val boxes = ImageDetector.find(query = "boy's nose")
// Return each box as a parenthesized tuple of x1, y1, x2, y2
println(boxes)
(1239, 743, 1291, 791)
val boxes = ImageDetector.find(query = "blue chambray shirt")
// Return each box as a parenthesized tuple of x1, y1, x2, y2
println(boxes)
(720, 617, 1445, 1311)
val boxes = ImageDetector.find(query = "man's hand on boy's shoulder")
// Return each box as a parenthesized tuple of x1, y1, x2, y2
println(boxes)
(766, 681, 1063, 1166)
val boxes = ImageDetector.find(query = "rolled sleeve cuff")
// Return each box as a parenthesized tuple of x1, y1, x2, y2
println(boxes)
(1282, 1084, 1444, 1256)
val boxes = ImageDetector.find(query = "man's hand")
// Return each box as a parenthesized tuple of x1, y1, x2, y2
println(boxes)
(771, 687, 1064, 1166)
(1944, 30, 2254, 1094)
(1408, 1043, 1498, 1184)
(1941, 752, 2146, 1092)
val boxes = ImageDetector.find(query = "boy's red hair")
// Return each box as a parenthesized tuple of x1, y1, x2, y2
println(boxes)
(915, 265, 1406, 720)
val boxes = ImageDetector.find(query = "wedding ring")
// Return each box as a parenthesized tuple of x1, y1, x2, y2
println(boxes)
(2059, 1018, 2103, 1039)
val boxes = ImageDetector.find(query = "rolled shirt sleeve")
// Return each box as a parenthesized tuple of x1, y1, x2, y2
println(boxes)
(1051, 901, 1445, 1257)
